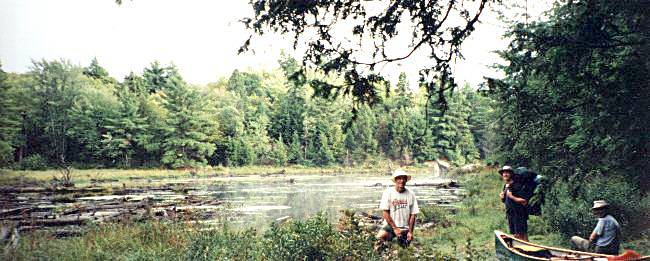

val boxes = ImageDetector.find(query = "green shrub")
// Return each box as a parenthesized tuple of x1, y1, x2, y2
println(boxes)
(13, 154, 48, 170)
(186, 227, 260, 260)
(260, 213, 337, 260)
(419, 204, 453, 228)
(335, 210, 380, 260)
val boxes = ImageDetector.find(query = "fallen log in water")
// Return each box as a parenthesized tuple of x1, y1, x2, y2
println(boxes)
(61, 201, 176, 215)
(54, 228, 84, 238)
(410, 180, 459, 188)
(18, 218, 88, 227)
(359, 211, 382, 220)
(110, 189, 145, 195)
(1, 211, 57, 221)
(275, 216, 291, 223)
(17, 225, 43, 232)
(0, 186, 107, 194)
(1, 184, 227, 235)
(365, 180, 460, 188)
(90, 178, 119, 183)
(61, 202, 145, 215)
(0, 207, 32, 218)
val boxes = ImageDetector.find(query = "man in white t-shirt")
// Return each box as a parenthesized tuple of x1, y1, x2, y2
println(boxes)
(376, 169, 420, 247)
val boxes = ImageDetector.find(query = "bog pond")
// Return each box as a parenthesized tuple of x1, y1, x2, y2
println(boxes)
(1, 173, 465, 235)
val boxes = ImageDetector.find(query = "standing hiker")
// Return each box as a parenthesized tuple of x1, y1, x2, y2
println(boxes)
(571, 200, 621, 255)
(376, 169, 420, 248)
(499, 165, 530, 241)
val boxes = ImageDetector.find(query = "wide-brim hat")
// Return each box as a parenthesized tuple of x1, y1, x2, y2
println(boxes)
(391, 169, 411, 182)
(498, 165, 514, 175)
(591, 200, 609, 210)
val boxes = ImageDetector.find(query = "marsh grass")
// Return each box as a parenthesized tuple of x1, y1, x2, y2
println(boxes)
(10, 221, 199, 260)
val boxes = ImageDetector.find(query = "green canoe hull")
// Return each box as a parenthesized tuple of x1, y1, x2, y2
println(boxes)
(494, 230, 614, 261)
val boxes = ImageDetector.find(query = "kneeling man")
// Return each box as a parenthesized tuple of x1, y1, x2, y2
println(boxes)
(376, 169, 419, 247)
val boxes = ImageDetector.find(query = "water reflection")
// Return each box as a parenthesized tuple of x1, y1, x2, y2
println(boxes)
(65, 175, 462, 229)
(185, 175, 463, 228)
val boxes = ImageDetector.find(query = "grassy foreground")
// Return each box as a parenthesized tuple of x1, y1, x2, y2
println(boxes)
(3, 168, 648, 260)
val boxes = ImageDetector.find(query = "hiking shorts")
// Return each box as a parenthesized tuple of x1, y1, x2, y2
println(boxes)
(381, 225, 409, 241)
(507, 212, 528, 235)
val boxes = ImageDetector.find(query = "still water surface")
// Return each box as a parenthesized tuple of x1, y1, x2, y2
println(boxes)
(76, 174, 462, 228)
(176, 174, 463, 227)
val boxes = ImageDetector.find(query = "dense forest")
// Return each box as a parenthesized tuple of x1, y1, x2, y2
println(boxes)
(0, 55, 493, 170)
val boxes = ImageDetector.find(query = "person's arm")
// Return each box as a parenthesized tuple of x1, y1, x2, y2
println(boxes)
(589, 231, 598, 242)
(407, 214, 416, 241)
(407, 193, 420, 241)
(500, 184, 506, 202)
(382, 210, 401, 235)
(590, 219, 604, 242)
(506, 189, 528, 206)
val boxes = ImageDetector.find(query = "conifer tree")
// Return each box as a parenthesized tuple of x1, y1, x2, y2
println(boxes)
(270, 55, 306, 142)
(269, 136, 288, 166)
(345, 104, 377, 163)
(312, 132, 334, 166)
(83, 57, 115, 85)
(101, 90, 151, 168)
(288, 131, 304, 164)
(159, 67, 219, 168)
(143, 61, 169, 94)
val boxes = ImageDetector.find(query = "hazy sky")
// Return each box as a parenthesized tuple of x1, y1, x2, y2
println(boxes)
(0, 0, 552, 88)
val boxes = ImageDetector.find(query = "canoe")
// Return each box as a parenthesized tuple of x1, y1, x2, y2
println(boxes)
(494, 230, 649, 260)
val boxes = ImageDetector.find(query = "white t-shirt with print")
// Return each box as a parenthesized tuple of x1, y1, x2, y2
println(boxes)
(379, 187, 420, 229)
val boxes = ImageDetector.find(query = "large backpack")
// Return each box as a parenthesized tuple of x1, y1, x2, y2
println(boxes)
(513, 167, 546, 216)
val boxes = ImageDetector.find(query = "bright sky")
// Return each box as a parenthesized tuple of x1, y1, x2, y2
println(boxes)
(0, 0, 553, 88)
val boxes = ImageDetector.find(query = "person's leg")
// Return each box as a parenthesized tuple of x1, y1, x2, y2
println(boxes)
(375, 225, 395, 241)
(507, 214, 516, 235)
(595, 244, 619, 255)
(513, 233, 529, 241)
(520, 216, 529, 242)
(397, 229, 410, 248)
(376, 230, 390, 241)
(571, 236, 591, 252)
(374, 225, 396, 251)
(511, 213, 528, 241)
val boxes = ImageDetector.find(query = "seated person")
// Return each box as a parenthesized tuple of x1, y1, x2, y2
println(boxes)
(571, 200, 621, 255)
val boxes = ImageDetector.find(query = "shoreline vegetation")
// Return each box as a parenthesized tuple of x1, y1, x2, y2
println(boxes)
(2, 166, 648, 260)
(0, 163, 434, 187)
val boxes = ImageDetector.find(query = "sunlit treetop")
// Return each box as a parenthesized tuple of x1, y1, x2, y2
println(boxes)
(240, 0, 497, 112)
